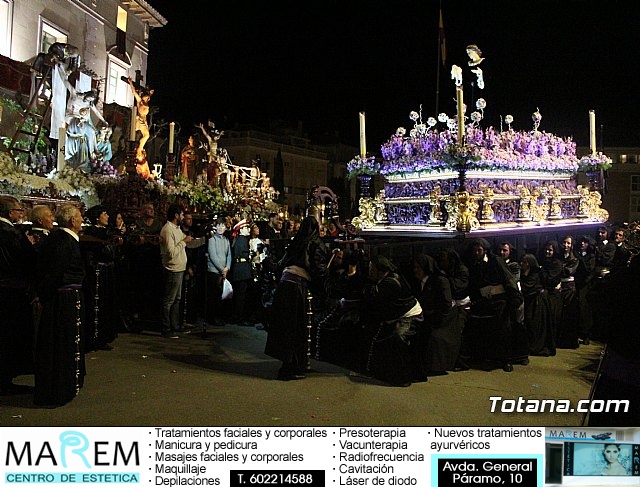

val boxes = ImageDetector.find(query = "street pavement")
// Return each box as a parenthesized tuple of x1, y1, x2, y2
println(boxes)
(0, 324, 602, 427)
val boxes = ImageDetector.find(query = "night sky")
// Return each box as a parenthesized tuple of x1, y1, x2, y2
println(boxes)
(145, 0, 639, 152)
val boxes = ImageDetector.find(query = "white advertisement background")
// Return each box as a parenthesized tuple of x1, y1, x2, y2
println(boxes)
(0, 427, 546, 487)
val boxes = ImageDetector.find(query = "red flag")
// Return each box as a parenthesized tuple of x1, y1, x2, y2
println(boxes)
(439, 8, 446, 66)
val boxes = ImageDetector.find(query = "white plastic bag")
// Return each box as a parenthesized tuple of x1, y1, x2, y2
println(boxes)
(221, 278, 233, 300)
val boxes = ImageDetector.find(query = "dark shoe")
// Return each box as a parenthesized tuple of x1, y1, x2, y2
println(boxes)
(0, 382, 34, 395)
(277, 372, 306, 381)
(412, 375, 429, 383)
(580, 337, 590, 346)
(426, 370, 448, 376)
(452, 357, 470, 372)
(162, 333, 179, 339)
(502, 363, 514, 372)
(183, 323, 196, 329)
(239, 321, 254, 327)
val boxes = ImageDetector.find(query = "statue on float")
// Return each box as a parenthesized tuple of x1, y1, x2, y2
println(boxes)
(197, 121, 224, 187)
(127, 76, 154, 178)
(57, 60, 108, 173)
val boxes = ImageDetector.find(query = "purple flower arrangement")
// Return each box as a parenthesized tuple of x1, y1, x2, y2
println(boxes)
(578, 152, 612, 172)
(347, 155, 380, 179)
(379, 126, 579, 176)
(90, 158, 119, 177)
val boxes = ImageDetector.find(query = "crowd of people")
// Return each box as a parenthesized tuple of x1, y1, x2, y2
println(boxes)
(1, 194, 638, 418)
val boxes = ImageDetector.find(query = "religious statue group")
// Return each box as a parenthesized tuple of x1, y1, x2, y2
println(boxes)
(179, 122, 273, 198)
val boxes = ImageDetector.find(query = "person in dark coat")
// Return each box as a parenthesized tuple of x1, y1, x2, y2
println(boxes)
(360, 255, 423, 387)
(575, 235, 596, 345)
(557, 235, 580, 348)
(0, 196, 35, 394)
(436, 247, 470, 371)
(264, 216, 329, 380)
(229, 219, 253, 325)
(539, 240, 563, 355)
(587, 254, 640, 426)
(464, 238, 526, 372)
(611, 227, 631, 273)
(34, 203, 86, 406)
(594, 225, 616, 272)
(520, 253, 554, 356)
(27, 204, 55, 250)
(314, 248, 367, 370)
(412, 253, 460, 376)
(81, 205, 119, 351)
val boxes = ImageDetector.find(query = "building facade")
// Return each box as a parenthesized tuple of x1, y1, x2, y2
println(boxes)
(577, 146, 640, 224)
(0, 0, 165, 109)
(220, 128, 357, 216)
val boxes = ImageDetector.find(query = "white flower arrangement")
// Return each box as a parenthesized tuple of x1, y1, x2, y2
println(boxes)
(0, 152, 100, 206)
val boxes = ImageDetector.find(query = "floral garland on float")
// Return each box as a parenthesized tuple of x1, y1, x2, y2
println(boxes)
(348, 44, 610, 232)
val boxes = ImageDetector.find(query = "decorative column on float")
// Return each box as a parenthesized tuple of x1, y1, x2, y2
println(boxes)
(450, 63, 475, 232)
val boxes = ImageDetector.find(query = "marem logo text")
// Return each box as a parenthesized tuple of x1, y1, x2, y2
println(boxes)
(4, 431, 140, 467)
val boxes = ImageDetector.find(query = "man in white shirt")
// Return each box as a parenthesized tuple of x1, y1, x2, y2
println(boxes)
(159, 204, 205, 338)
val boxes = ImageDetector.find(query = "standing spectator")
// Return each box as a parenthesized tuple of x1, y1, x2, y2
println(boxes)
(248, 223, 268, 324)
(179, 211, 200, 327)
(611, 227, 631, 272)
(595, 225, 616, 272)
(539, 240, 563, 355)
(265, 216, 329, 380)
(129, 202, 163, 323)
(132, 202, 163, 236)
(28, 205, 55, 248)
(111, 210, 128, 237)
(0, 196, 35, 394)
(206, 217, 232, 326)
(230, 219, 253, 325)
(265, 212, 281, 243)
(557, 235, 580, 348)
(327, 221, 340, 238)
(158, 205, 205, 338)
(520, 253, 554, 356)
(34, 204, 86, 406)
(575, 235, 596, 345)
(82, 205, 120, 351)
(592, 226, 616, 341)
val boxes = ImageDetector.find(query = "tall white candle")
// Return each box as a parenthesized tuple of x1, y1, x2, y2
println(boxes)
(168, 122, 175, 154)
(359, 111, 366, 158)
(589, 110, 596, 155)
(129, 105, 137, 142)
(57, 126, 66, 171)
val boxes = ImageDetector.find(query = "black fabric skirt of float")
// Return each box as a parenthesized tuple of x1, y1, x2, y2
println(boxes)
(34, 286, 86, 407)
